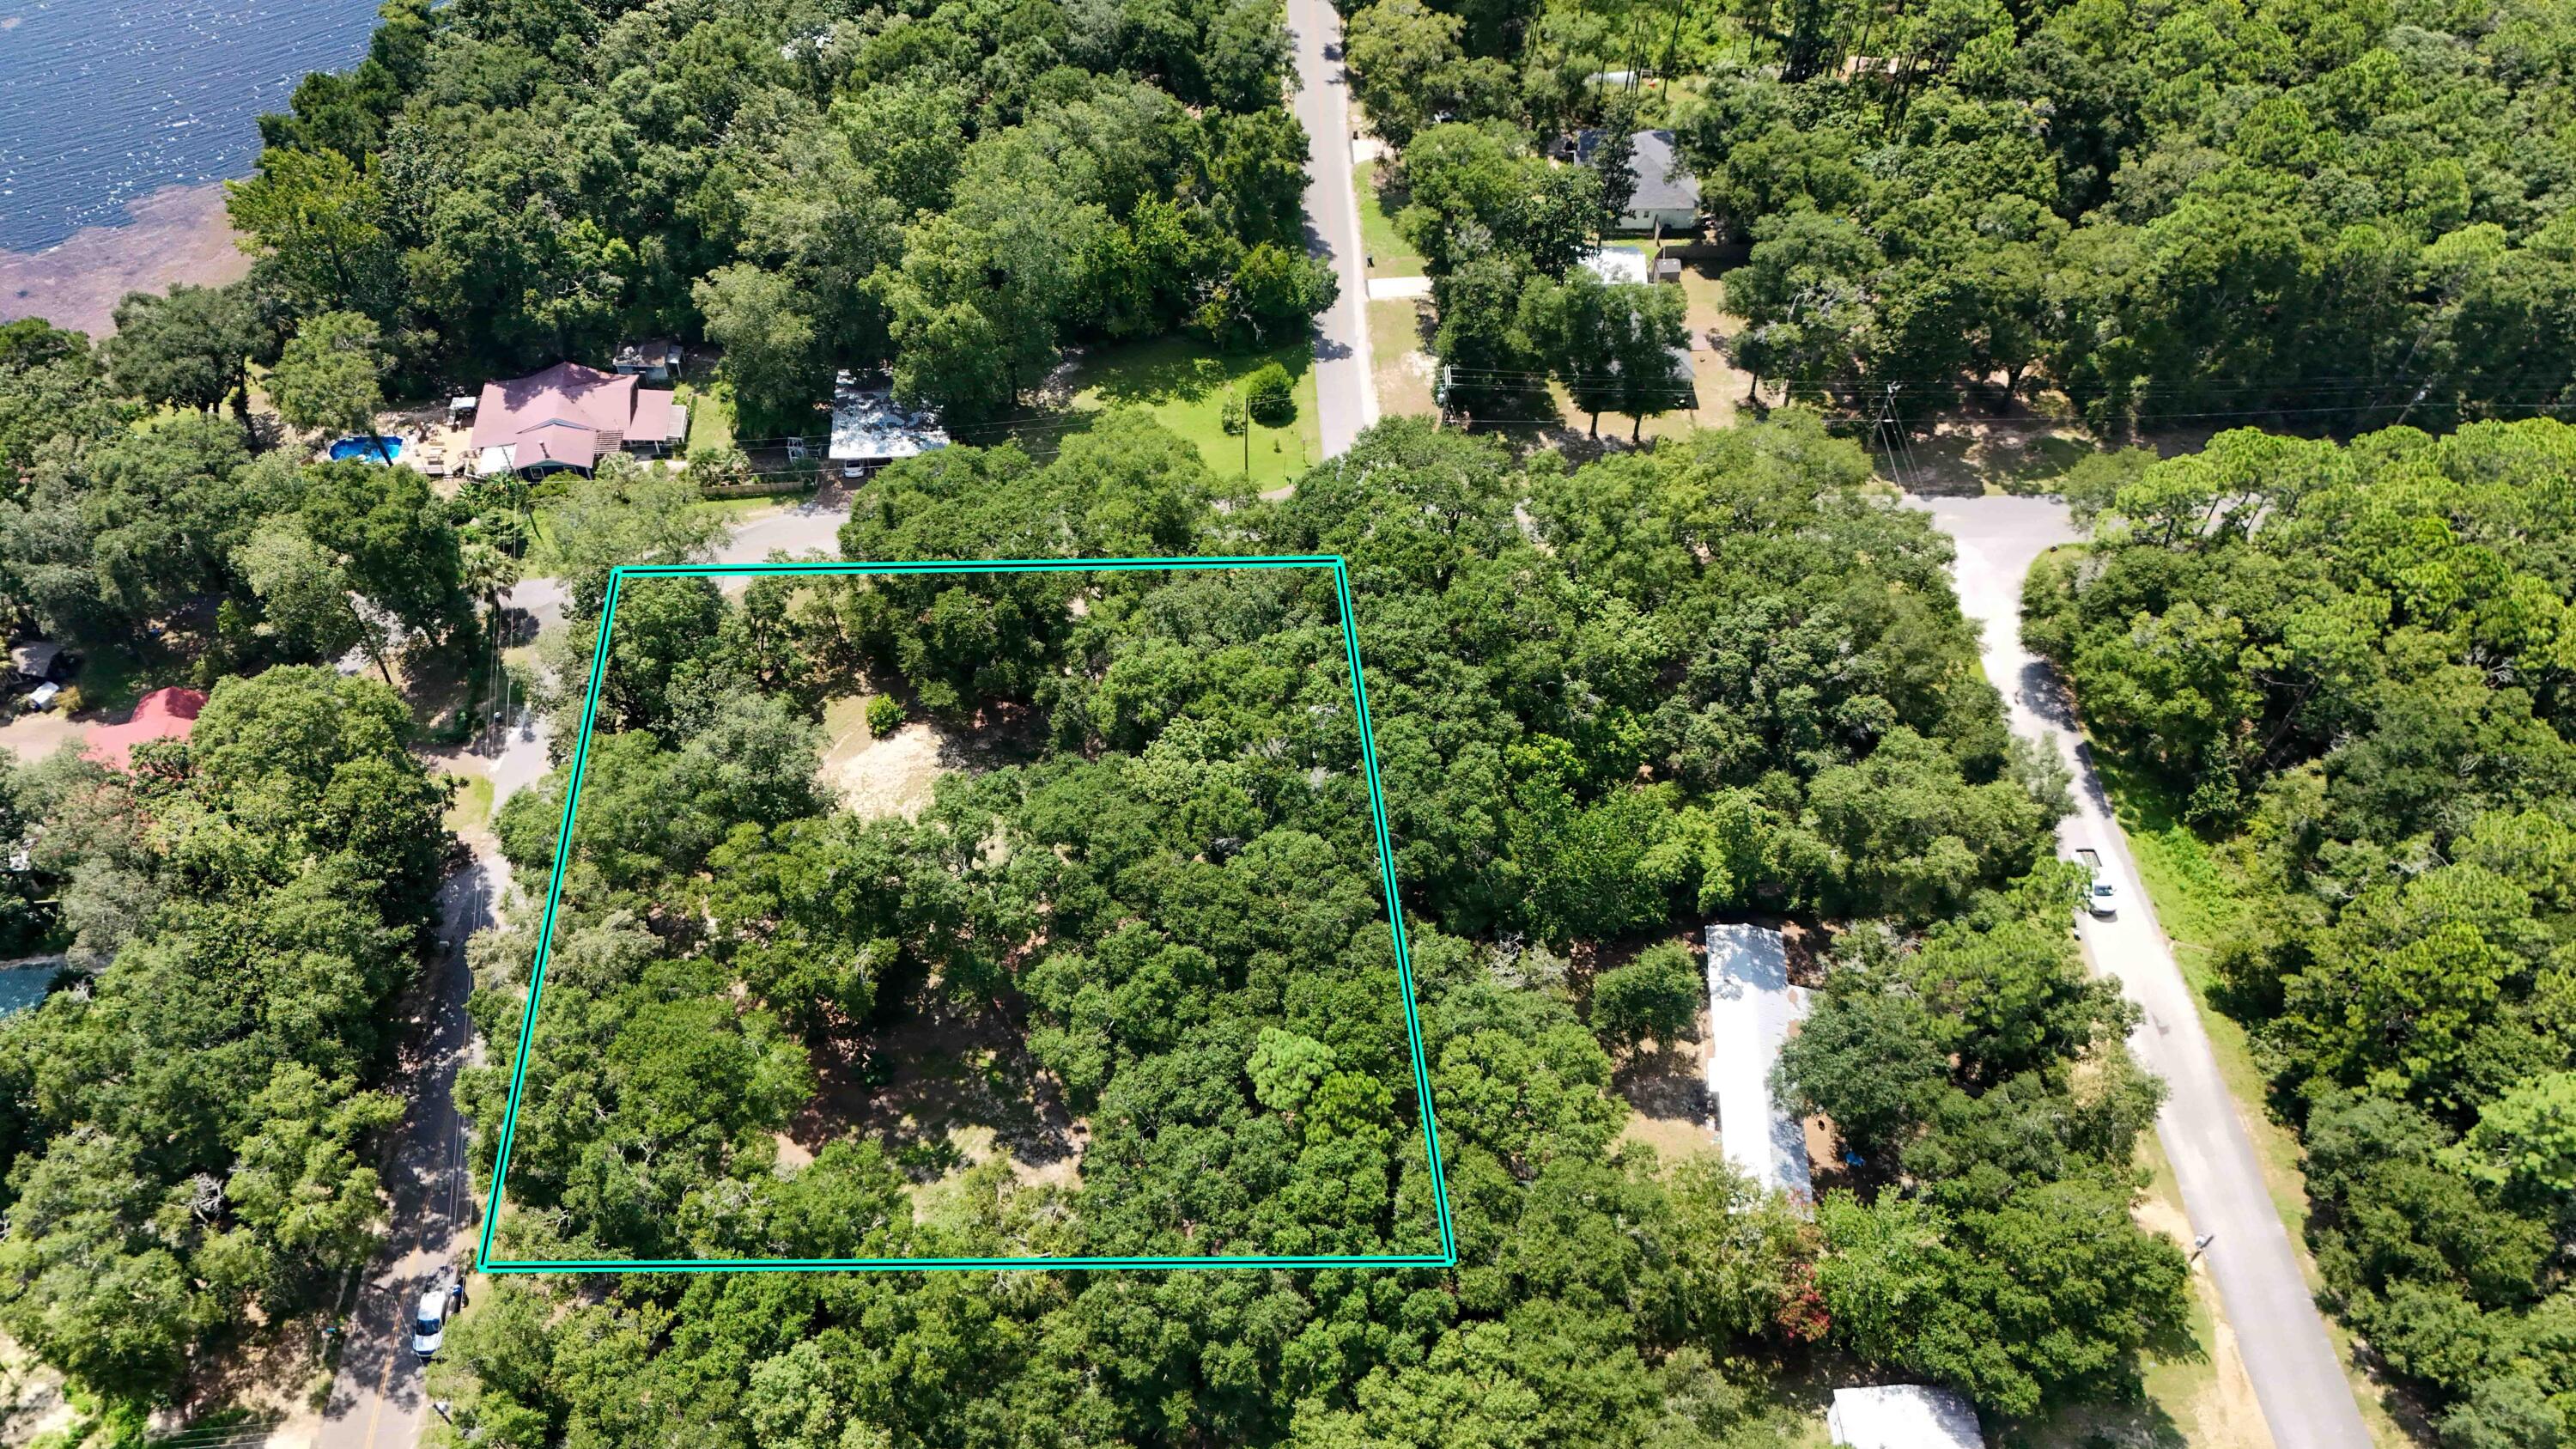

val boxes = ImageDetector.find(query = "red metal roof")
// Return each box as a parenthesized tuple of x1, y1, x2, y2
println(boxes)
(469, 361, 678, 454)
(85, 687, 207, 770)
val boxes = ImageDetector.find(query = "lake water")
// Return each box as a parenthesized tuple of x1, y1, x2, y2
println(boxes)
(0, 0, 380, 252)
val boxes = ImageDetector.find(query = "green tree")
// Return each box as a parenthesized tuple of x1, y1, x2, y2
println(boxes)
(105, 282, 277, 439)
(1249, 1027, 1336, 1114)
(1345, 0, 1466, 149)
(1516, 268, 1620, 435)
(214, 1063, 403, 1300)
(1244, 361, 1297, 426)
(268, 311, 390, 459)
(235, 519, 377, 679)
(223, 146, 391, 316)
(1589, 941, 1701, 1051)
(694, 264, 826, 437)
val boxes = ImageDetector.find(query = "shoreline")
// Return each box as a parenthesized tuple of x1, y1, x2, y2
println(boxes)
(0, 183, 252, 339)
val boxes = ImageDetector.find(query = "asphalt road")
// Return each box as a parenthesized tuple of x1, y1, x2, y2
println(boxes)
(714, 495, 854, 567)
(1915, 493, 2372, 1449)
(313, 853, 491, 1449)
(1286, 0, 1376, 458)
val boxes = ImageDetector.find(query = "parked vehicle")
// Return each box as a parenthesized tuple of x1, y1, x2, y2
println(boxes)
(2075, 848, 2118, 917)
(411, 1280, 451, 1361)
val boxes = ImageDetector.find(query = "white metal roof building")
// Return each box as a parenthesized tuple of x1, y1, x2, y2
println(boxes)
(1828, 1385, 1984, 1448)
(1704, 922, 1813, 1204)
(1581, 247, 1652, 285)
(829, 381, 949, 477)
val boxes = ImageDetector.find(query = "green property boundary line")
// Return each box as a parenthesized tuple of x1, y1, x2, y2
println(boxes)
(474, 554, 1460, 1274)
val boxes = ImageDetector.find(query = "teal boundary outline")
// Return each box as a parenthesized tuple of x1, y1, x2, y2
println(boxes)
(473, 555, 1460, 1274)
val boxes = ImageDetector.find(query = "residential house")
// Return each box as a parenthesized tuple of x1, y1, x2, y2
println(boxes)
(1826, 1386, 1984, 1449)
(9, 642, 64, 685)
(1572, 128, 1702, 234)
(85, 687, 207, 770)
(829, 376, 950, 479)
(469, 362, 685, 478)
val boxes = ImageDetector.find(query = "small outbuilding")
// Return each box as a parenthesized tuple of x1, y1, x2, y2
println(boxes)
(9, 642, 64, 684)
(829, 376, 950, 479)
(1827, 1385, 1984, 1449)
(612, 338, 683, 383)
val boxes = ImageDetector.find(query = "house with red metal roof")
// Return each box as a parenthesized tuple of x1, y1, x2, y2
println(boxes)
(467, 362, 684, 478)
(85, 687, 206, 771)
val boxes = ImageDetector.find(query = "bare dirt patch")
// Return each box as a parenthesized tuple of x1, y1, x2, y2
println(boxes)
(789, 993, 1086, 1203)
(821, 693, 959, 821)
(0, 709, 88, 766)
(1612, 932, 1721, 1165)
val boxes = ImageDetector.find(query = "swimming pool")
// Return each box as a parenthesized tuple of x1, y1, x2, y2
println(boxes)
(329, 435, 407, 463)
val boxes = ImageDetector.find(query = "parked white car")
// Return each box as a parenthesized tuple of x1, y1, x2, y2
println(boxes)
(411, 1282, 452, 1361)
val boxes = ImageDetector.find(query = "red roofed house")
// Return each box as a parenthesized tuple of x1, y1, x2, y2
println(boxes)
(468, 362, 685, 478)
(86, 687, 207, 770)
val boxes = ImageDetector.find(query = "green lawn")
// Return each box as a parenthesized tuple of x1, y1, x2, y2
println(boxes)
(1066, 338, 1321, 490)
(673, 380, 736, 454)
(1356, 161, 1425, 280)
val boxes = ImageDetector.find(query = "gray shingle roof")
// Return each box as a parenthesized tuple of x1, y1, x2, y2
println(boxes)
(1572, 129, 1701, 215)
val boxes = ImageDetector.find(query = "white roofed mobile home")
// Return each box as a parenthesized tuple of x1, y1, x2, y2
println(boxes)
(1827, 1385, 1984, 1448)
(1703, 922, 1812, 1203)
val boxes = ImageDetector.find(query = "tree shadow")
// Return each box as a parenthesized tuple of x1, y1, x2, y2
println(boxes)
(2025, 1397, 2192, 1448)
(790, 989, 1084, 1187)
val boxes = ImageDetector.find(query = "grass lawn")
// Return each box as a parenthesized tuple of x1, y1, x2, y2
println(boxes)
(1356, 161, 1425, 280)
(673, 380, 736, 454)
(444, 774, 495, 837)
(2085, 740, 2418, 1446)
(1370, 298, 1437, 417)
(1066, 338, 1321, 490)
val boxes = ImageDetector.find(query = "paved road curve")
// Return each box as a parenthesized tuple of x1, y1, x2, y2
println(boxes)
(1915, 493, 2372, 1449)
(1286, 0, 1376, 458)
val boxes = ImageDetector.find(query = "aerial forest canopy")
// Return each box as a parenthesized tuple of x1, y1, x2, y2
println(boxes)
(1346, 0, 2576, 431)
(2025, 417, 2576, 1445)
(0, 670, 451, 1403)
(226, 0, 1334, 426)
(417, 411, 2185, 1446)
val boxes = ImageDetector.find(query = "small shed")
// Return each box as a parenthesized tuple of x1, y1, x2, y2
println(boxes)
(829, 378, 949, 479)
(612, 338, 683, 383)
(9, 642, 64, 683)
(1705, 923, 1811, 1204)
(1827, 1385, 1984, 1448)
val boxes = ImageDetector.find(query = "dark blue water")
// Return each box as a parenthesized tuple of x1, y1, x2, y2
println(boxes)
(0, 0, 380, 252)
(0, 965, 56, 1017)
